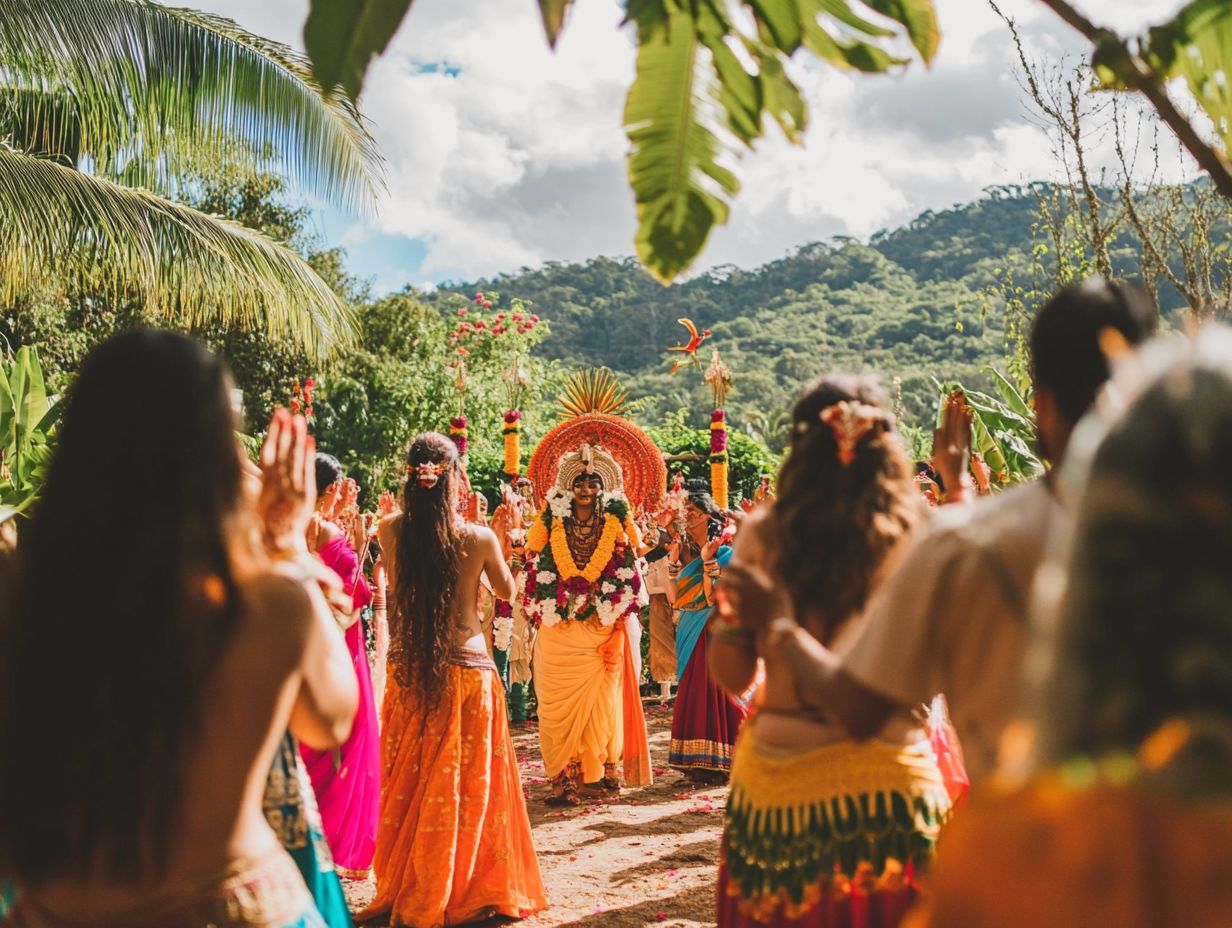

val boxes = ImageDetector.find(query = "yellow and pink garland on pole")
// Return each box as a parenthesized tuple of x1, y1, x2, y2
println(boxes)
(706, 350, 733, 509)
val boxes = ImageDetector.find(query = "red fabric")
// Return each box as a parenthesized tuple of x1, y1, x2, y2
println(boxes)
(717, 861, 918, 928)
(669, 630, 748, 771)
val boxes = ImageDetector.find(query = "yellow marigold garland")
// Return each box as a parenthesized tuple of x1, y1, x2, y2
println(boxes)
(710, 410, 729, 509)
(550, 514, 621, 583)
(526, 517, 549, 554)
(502, 410, 521, 476)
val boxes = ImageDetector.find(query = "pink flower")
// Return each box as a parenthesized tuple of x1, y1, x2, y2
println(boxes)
(457, 347, 469, 356)
(481, 300, 493, 309)
(474, 292, 485, 302)
(530, 314, 540, 323)
(512, 313, 524, 322)
(457, 307, 468, 317)
(493, 325, 506, 334)
(304, 377, 315, 388)
(474, 320, 486, 330)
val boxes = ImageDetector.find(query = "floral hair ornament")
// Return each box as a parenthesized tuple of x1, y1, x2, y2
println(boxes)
(819, 401, 883, 466)
(414, 461, 442, 488)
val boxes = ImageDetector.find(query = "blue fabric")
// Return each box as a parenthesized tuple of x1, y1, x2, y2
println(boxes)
(674, 547, 732, 679)
(265, 733, 353, 928)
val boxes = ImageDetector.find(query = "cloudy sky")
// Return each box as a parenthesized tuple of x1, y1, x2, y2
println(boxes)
(193, 0, 1190, 292)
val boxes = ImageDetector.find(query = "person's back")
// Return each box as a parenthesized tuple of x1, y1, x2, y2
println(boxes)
(710, 374, 948, 928)
(908, 325, 1232, 928)
(361, 433, 545, 928)
(0, 331, 357, 927)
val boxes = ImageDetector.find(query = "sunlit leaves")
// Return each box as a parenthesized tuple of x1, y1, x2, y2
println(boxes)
(0, 145, 355, 360)
(1143, 0, 1232, 151)
(303, 0, 414, 103)
(0, 0, 383, 210)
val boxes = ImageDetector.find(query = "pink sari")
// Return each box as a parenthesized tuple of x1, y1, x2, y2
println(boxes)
(300, 533, 380, 879)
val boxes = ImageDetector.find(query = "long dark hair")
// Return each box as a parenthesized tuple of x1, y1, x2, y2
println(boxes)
(773, 373, 918, 645)
(1037, 330, 1232, 786)
(390, 432, 462, 703)
(0, 329, 248, 883)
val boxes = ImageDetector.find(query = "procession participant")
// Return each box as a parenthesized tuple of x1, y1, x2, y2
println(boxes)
(299, 456, 379, 881)
(643, 526, 677, 701)
(908, 328, 1232, 928)
(524, 446, 651, 803)
(712, 373, 950, 928)
(523, 375, 666, 804)
(667, 482, 746, 782)
(721, 279, 1159, 782)
(491, 476, 537, 721)
(0, 330, 358, 928)
(361, 433, 545, 928)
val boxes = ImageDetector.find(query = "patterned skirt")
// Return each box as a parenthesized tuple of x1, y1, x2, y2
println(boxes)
(669, 628, 748, 773)
(718, 732, 952, 927)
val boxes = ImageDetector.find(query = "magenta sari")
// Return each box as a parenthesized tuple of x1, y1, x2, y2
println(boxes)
(301, 533, 380, 879)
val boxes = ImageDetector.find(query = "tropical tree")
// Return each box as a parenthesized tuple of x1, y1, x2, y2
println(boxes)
(0, 0, 383, 359)
(301, 0, 937, 284)
(0, 347, 60, 525)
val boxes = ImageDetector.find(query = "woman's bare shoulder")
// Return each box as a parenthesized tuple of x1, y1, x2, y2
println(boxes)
(236, 568, 315, 644)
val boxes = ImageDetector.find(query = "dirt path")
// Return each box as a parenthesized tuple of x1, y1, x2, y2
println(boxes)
(346, 702, 725, 928)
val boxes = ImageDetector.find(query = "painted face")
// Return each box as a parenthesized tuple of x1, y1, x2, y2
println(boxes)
(572, 473, 603, 506)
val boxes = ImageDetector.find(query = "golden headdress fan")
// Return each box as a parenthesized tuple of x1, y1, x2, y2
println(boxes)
(527, 369, 666, 510)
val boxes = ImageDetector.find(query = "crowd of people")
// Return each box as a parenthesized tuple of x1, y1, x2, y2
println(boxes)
(0, 275, 1229, 928)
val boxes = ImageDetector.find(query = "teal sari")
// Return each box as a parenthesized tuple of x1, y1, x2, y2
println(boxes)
(674, 546, 733, 679)
(264, 733, 353, 928)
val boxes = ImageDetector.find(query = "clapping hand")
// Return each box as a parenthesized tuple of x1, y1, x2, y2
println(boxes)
(716, 561, 791, 635)
(933, 389, 973, 504)
(257, 409, 315, 559)
(378, 489, 397, 518)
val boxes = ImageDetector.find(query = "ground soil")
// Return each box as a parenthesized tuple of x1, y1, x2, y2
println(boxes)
(345, 701, 726, 928)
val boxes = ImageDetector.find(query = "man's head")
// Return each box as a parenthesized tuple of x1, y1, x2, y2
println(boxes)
(1031, 278, 1159, 463)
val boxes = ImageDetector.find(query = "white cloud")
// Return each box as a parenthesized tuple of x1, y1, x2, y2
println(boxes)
(194, 0, 1201, 285)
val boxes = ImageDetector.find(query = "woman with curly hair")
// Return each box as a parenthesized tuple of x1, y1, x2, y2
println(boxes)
(359, 433, 545, 927)
(711, 373, 952, 927)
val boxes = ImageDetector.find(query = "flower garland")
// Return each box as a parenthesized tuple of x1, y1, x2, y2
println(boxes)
(710, 409, 729, 509)
(523, 493, 640, 628)
(288, 377, 315, 421)
(449, 415, 469, 456)
(493, 598, 514, 652)
(503, 409, 521, 476)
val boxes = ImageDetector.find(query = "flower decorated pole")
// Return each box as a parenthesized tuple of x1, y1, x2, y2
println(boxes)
(705, 350, 733, 509)
(501, 357, 530, 478)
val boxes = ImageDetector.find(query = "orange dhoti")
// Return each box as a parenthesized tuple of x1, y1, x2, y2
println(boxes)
(533, 617, 652, 786)
(359, 649, 546, 927)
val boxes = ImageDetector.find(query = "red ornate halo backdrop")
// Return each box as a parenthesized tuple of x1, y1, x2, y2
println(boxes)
(527, 413, 667, 512)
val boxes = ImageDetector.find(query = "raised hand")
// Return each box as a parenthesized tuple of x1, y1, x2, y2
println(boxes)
(258, 408, 316, 558)
(378, 488, 397, 518)
(716, 562, 791, 635)
(932, 389, 973, 504)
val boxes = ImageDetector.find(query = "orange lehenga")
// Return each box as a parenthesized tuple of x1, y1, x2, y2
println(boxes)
(358, 647, 546, 927)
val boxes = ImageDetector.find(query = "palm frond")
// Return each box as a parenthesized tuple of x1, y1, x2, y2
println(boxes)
(0, 0, 383, 210)
(0, 144, 355, 359)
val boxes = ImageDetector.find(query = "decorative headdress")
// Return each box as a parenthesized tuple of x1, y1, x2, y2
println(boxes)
(414, 461, 442, 487)
(527, 369, 666, 510)
(556, 442, 623, 493)
(818, 401, 888, 466)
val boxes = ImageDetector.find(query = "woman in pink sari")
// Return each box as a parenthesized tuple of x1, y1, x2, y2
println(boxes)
(300, 454, 380, 879)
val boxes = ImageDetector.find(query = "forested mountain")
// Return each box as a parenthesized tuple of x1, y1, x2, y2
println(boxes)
(432, 187, 1059, 448)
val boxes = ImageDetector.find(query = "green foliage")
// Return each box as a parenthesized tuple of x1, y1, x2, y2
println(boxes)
(302, 0, 935, 283)
(0, 0, 380, 357)
(648, 409, 778, 504)
(935, 369, 1043, 486)
(0, 347, 60, 525)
